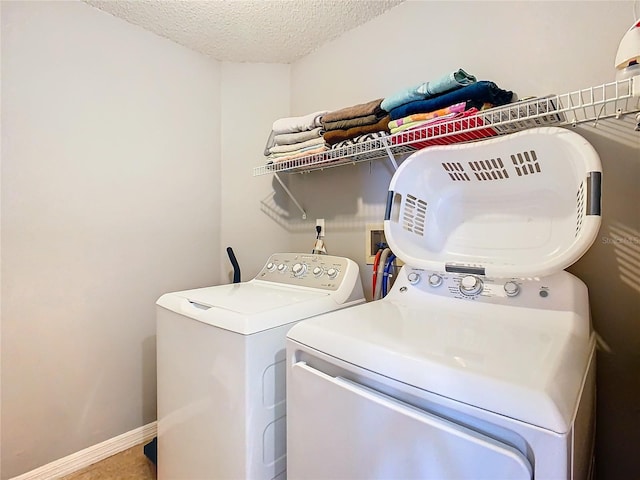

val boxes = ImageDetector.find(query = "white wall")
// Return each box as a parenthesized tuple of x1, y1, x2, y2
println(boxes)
(1, 1, 221, 478)
(220, 62, 292, 281)
(0, 4, 4, 476)
(2, 0, 638, 478)
(288, 1, 640, 479)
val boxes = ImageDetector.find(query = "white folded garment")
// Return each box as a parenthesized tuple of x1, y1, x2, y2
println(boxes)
(272, 110, 328, 134)
(273, 127, 324, 146)
(269, 137, 326, 154)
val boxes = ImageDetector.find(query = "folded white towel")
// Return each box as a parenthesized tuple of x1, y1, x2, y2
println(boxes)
(269, 137, 326, 154)
(274, 127, 324, 146)
(272, 110, 328, 134)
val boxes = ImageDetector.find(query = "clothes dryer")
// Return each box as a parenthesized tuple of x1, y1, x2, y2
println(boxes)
(287, 269, 595, 479)
(286, 128, 601, 479)
(156, 253, 364, 480)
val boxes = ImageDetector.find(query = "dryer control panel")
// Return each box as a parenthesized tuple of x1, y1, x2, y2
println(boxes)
(393, 267, 587, 312)
(254, 253, 355, 291)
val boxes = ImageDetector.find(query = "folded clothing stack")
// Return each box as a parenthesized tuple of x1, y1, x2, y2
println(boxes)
(381, 68, 478, 112)
(264, 110, 329, 164)
(387, 80, 514, 122)
(322, 98, 390, 147)
(382, 69, 513, 136)
(261, 70, 515, 166)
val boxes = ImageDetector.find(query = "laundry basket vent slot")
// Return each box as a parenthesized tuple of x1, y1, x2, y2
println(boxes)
(468, 157, 510, 181)
(442, 162, 470, 181)
(576, 182, 585, 236)
(511, 150, 541, 176)
(402, 194, 427, 236)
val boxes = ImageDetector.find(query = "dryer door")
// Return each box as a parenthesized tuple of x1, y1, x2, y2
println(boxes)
(289, 361, 533, 480)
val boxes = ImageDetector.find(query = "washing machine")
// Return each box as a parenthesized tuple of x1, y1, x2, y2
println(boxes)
(286, 127, 602, 479)
(156, 252, 364, 480)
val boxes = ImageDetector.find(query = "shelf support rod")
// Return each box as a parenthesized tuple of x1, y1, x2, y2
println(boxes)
(274, 173, 307, 219)
(381, 136, 399, 170)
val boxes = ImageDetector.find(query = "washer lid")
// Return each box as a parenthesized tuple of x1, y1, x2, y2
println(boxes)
(157, 282, 336, 335)
(287, 292, 593, 433)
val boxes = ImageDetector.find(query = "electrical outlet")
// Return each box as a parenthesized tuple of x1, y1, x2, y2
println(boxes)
(316, 218, 325, 237)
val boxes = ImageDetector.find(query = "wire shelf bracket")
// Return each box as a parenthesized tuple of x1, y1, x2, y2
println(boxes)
(274, 173, 307, 220)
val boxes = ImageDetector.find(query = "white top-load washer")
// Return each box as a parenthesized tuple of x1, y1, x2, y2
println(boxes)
(156, 253, 364, 480)
(286, 127, 602, 479)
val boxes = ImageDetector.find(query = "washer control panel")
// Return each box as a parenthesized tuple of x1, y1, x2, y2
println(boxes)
(395, 267, 572, 309)
(256, 253, 352, 291)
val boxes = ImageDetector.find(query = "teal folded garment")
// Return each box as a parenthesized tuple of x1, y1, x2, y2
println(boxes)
(381, 68, 477, 111)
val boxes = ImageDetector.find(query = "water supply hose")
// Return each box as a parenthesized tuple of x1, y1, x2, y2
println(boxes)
(373, 248, 391, 300)
(372, 248, 383, 296)
(382, 254, 396, 297)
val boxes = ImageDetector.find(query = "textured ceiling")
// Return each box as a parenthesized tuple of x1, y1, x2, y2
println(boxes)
(83, 0, 405, 63)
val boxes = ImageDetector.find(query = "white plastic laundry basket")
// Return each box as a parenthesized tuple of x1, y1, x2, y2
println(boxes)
(384, 127, 602, 278)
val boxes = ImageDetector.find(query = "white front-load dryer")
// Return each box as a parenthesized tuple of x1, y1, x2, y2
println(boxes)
(286, 128, 602, 479)
(286, 267, 596, 479)
(156, 253, 364, 480)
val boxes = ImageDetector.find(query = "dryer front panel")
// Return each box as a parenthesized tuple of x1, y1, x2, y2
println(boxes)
(288, 359, 533, 480)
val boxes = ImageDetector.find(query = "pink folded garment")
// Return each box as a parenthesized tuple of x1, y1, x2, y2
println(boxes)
(388, 102, 467, 130)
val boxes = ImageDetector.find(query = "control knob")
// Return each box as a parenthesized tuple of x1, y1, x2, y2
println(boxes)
(459, 275, 483, 296)
(428, 274, 443, 287)
(407, 272, 421, 285)
(312, 266, 324, 277)
(292, 263, 307, 277)
(504, 281, 520, 297)
(326, 267, 339, 279)
(266, 262, 276, 272)
(277, 264, 287, 273)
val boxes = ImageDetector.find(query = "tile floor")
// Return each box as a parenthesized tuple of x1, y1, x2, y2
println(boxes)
(60, 443, 156, 480)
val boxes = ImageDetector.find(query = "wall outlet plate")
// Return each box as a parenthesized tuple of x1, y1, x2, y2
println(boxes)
(316, 218, 325, 237)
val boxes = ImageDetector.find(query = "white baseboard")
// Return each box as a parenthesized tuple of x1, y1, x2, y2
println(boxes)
(10, 422, 157, 480)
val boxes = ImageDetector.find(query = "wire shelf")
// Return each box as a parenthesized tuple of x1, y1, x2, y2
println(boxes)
(253, 76, 640, 176)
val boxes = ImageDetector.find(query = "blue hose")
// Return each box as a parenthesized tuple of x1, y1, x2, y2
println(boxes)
(382, 254, 396, 297)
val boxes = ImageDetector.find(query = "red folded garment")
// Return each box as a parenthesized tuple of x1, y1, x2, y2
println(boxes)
(390, 111, 497, 149)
